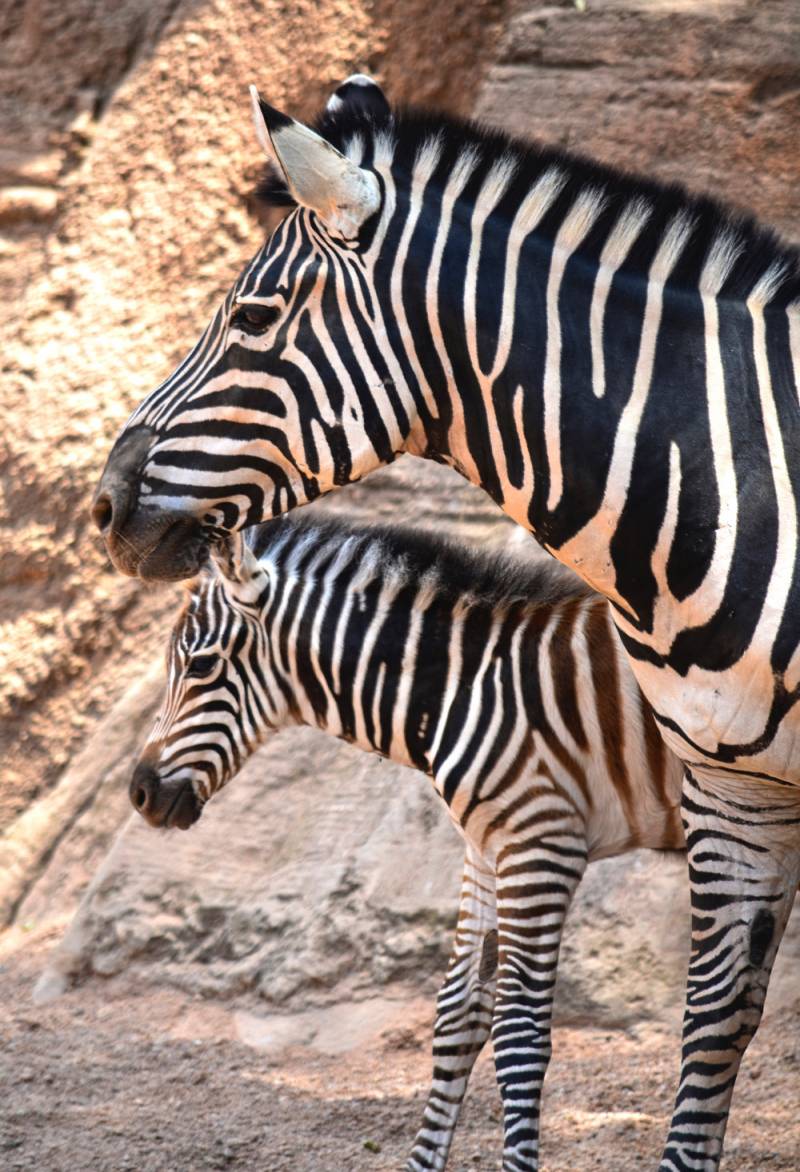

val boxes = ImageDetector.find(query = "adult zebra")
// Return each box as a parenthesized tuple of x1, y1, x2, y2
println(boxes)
(93, 76, 800, 1169)
(132, 514, 685, 1171)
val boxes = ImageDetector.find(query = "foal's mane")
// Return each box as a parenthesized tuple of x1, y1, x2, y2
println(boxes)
(245, 513, 589, 613)
(257, 97, 800, 308)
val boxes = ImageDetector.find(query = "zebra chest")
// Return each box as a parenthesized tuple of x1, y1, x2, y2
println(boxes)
(547, 522, 800, 784)
(628, 652, 800, 785)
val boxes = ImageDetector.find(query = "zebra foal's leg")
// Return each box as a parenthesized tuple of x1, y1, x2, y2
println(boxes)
(492, 830, 588, 1172)
(406, 846, 497, 1172)
(660, 769, 800, 1172)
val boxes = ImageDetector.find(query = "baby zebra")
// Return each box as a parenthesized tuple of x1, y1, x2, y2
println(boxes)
(132, 516, 684, 1172)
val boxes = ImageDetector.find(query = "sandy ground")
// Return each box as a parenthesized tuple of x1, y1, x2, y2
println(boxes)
(2, 932, 798, 1172)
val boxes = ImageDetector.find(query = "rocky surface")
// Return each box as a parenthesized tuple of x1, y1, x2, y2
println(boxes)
(477, 0, 800, 239)
(36, 718, 694, 1024)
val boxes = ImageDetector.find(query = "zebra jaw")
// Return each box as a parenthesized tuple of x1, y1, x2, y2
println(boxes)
(249, 85, 381, 237)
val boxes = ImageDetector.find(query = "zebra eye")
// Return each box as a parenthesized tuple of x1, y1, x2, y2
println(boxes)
(185, 653, 218, 679)
(230, 302, 280, 335)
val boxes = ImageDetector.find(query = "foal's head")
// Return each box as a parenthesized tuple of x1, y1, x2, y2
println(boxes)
(130, 533, 279, 828)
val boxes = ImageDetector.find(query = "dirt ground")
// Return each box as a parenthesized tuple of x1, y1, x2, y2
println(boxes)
(2, 931, 798, 1172)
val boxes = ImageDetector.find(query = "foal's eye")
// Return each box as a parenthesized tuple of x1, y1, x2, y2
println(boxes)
(185, 654, 218, 679)
(230, 301, 280, 335)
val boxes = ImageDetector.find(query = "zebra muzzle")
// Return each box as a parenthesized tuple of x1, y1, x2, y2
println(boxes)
(130, 763, 202, 831)
(92, 426, 210, 581)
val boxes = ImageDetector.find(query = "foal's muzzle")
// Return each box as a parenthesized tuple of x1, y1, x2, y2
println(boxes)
(130, 763, 203, 830)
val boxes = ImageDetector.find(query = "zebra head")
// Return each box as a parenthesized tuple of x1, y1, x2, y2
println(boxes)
(93, 74, 417, 581)
(130, 531, 278, 828)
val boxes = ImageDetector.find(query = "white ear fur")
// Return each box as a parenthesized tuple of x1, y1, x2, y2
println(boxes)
(248, 85, 380, 237)
(210, 530, 245, 582)
(212, 532, 265, 605)
(249, 84, 279, 165)
(237, 539, 263, 583)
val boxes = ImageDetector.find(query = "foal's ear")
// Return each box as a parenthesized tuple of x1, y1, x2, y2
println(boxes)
(210, 533, 264, 603)
(248, 85, 381, 237)
(210, 531, 247, 583)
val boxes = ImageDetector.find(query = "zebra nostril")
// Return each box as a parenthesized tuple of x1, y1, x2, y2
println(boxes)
(92, 493, 114, 533)
(130, 763, 160, 817)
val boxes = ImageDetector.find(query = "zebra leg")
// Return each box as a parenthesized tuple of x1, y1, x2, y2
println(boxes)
(405, 845, 497, 1172)
(492, 833, 588, 1172)
(660, 769, 800, 1172)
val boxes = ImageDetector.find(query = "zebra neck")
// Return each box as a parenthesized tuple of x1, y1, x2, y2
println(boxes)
(262, 549, 467, 775)
(398, 188, 799, 646)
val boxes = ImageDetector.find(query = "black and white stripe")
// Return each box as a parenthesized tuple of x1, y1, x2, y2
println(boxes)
(99, 76, 800, 1169)
(135, 516, 684, 1170)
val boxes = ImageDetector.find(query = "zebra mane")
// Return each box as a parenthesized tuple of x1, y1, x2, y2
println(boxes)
(256, 100, 800, 308)
(242, 513, 590, 613)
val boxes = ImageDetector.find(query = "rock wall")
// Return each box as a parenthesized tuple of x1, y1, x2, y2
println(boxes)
(477, 0, 800, 238)
(39, 723, 697, 1027)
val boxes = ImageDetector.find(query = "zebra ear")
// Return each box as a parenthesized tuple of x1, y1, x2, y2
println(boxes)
(210, 531, 247, 584)
(248, 86, 380, 237)
(211, 533, 264, 603)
